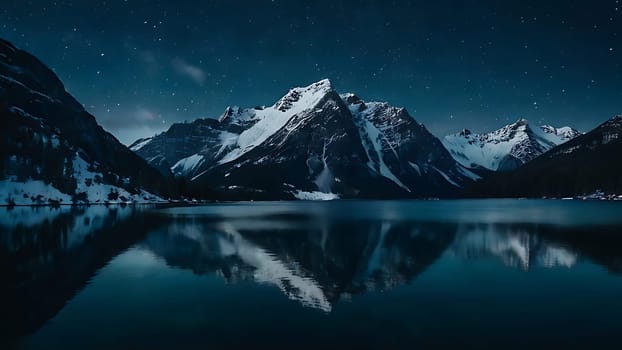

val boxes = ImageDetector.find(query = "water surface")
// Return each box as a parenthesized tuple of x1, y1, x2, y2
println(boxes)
(2, 200, 622, 348)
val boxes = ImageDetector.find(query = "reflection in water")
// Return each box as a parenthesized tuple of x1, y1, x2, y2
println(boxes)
(453, 223, 579, 270)
(142, 218, 456, 311)
(1, 201, 622, 346)
(0, 206, 162, 340)
(141, 217, 622, 312)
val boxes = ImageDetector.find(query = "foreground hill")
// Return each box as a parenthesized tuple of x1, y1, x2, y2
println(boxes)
(0, 38, 175, 205)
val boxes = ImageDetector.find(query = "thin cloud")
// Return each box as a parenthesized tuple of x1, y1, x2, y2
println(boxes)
(96, 106, 168, 145)
(127, 43, 160, 76)
(172, 57, 206, 85)
(134, 107, 157, 121)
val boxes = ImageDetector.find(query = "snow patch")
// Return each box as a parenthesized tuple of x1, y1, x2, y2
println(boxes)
(293, 191, 340, 201)
(171, 154, 205, 176)
(408, 162, 421, 176)
(432, 166, 461, 187)
(0, 179, 72, 205)
(457, 165, 481, 180)
(129, 138, 152, 151)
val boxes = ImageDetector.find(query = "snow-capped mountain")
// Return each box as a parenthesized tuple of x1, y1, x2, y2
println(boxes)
(132, 79, 479, 199)
(0, 38, 173, 205)
(468, 115, 622, 197)
(442, 119, 581, 171)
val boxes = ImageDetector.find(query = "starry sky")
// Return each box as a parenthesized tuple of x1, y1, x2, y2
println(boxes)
(1, 0, 621, 144)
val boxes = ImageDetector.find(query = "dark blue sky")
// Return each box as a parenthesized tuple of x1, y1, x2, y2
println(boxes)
(1, 0, 620, 144)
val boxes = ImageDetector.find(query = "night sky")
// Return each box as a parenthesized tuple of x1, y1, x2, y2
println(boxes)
(1, 0, 621, 144)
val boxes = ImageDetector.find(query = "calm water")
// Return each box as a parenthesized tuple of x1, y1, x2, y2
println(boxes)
(2, 200, 622, 349)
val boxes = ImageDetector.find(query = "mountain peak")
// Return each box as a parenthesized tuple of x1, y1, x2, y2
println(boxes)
(313, 78, 332, 88)
(341, 92, 362, 104)
(274, 79, 334, 113)
(219, 106, 239, 122)
(540, 124, 556, 133)
(290, 78, 333, 95)
(540, 125, 581, 140)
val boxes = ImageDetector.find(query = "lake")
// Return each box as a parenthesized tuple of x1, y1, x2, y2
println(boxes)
(2, 200, 622, 349)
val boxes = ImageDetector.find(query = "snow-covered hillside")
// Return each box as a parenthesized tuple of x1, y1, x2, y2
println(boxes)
(442, 119, 581, 171)
(1, 38, 174, 205)
(1, 152, 164, 205)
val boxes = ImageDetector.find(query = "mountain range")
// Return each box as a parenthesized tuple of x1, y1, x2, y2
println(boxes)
(468, 115, 622, 197)
(1, 37, 620, 202)
(131, 79, 480, 200)
(442, 119, 581, 171)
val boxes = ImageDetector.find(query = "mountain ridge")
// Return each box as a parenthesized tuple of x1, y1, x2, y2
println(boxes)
(466, 115, 622, 197)
(442, 118, 581, 171)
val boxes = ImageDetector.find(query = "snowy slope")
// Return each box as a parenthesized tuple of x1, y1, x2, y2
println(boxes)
(171, 154, 205, 177)
(442, 119, 580, 171)
(71, 154, 164, 204)
(0, 179, 72, 205)
(1, 152, 164, 205)
(129, 137, 152, 152)
(538, 125, 582, 145)
(217, 79, 334, 165)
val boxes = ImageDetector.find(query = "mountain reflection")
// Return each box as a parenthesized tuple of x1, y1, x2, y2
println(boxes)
(0, 206, 162, 341)
(141, 218, 456, 311)
(1, 204, 622, 343)
(453, 223, 579, 270)
(140, 215, 622, 312)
